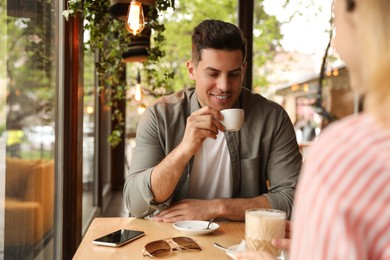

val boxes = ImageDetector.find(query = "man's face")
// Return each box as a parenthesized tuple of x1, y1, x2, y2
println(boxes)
(187, 49, 246, 111)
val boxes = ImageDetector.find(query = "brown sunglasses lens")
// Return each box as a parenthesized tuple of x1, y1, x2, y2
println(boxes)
(145, 240, 171, 257)
(172, 237, 201, 250)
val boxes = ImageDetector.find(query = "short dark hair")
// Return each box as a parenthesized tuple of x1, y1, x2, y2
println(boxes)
(191, 19, 247, 66)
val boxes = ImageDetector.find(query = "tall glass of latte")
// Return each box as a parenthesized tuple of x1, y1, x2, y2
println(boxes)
(245, 208, 286, 257)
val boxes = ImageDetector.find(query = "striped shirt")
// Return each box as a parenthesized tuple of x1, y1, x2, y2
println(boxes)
(290, 113, 390, 260)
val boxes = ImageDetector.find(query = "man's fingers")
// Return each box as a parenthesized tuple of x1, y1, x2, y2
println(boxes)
(187, 114, 224, 134)
(192, 106, 222, 120)
(152, 209, 187, 223)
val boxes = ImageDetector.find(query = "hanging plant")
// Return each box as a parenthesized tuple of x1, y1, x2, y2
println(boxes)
(63, 0, 175, 147)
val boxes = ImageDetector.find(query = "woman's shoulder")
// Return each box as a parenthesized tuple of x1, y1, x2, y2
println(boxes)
(319, 113, 387, 138)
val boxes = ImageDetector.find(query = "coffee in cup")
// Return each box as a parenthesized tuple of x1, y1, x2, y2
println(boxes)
(220, 108, 244, 131)
(245, 208, 286, 257)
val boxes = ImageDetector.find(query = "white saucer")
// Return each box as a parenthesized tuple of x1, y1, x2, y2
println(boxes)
(173, 220, 219, 236)
(227, 242, 286, 260)
(226, 241, 246, 259)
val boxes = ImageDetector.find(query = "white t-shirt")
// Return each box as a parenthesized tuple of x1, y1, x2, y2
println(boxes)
(188, 131, 232, 199)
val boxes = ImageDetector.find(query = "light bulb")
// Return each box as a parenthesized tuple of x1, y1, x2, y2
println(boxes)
(126, 0, 145, 35)
(86, 105, 94, 114)
(134, 70, 142, 101)
(134, 83, 142, 102)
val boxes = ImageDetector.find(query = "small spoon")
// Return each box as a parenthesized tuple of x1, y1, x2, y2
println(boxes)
(204, 219, 214, 230)
(213, 242, 230, 252)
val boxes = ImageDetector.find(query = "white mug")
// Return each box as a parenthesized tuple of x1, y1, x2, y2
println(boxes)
(220, 109, 244, 131)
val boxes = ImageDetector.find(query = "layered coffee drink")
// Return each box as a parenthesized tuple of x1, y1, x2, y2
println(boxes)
(245, 208, 286, 257)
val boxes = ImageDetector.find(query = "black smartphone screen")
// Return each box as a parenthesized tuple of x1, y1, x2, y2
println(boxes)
(93, 229, 145, 247)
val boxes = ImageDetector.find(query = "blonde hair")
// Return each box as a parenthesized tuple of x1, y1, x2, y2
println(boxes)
(357, 0, 390, 126)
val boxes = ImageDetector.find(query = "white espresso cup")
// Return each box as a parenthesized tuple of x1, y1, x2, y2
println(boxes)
(245, 208, 286, 257)
(220, 108, 244, 131)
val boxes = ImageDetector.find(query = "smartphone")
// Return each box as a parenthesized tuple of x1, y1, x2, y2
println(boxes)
(93, 229, 145, 247)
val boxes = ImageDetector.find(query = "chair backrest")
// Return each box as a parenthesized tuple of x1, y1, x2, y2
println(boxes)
(5, 157, 43, 199)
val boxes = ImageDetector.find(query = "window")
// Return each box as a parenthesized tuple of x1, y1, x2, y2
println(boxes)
(1, 0, 57, 258)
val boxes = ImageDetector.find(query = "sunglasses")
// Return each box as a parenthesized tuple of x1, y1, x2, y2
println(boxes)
(142, 236, 201, 257)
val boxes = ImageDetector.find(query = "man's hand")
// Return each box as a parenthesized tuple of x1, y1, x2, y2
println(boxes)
(152, 196, 271, 223)
(152, 199, 218, 223)
(180, 106, 225, 155)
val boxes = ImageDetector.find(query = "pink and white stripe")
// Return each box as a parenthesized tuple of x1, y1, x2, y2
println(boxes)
(290, 114, 390, 260)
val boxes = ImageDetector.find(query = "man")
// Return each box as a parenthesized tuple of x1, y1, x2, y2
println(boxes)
(123, 19, 302, 222)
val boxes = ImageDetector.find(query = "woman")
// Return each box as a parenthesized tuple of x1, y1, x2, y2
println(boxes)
(237, 0, 390, 259)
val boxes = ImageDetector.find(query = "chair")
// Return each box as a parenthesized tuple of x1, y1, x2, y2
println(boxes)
(4, 157, 55, 257)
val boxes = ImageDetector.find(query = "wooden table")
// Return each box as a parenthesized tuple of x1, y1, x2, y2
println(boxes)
(73, 217, 245, 260)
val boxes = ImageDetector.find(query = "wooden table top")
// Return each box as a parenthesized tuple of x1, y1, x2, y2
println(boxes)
(73, 217, 245, 260)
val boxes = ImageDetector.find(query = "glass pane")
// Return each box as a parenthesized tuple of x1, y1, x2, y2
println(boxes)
(2, 0, 56, 258)
(82, 46, 97, 227)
